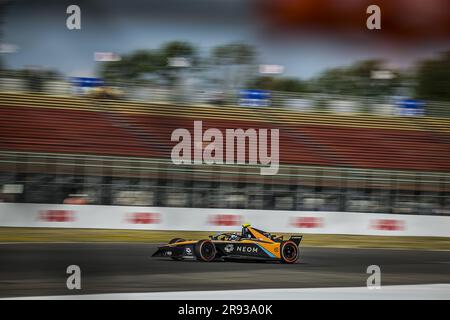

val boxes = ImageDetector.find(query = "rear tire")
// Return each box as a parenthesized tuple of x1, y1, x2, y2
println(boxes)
(169, 238, 186, 261)
(280, 240, 299, 264)
(194, 239, 216, 262)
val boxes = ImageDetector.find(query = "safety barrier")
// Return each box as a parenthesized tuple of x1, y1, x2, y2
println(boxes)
(1, 203, 449, 237)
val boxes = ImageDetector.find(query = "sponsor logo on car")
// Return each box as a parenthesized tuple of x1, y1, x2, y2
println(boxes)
(224, 244, 234, 253)
(185, 247, 192, 255)
(236, 246, 258, 253)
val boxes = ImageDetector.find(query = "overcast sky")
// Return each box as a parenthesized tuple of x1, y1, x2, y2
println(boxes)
(2, 0, 448, 79)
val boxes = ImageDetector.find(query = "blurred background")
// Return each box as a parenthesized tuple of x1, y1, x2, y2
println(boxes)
(0, 0, 449, 216)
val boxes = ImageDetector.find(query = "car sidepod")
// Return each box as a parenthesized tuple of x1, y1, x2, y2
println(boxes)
(214, 241, 281, 260)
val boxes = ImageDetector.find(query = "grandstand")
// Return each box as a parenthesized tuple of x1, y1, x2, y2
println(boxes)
(1, 92, 450, 215)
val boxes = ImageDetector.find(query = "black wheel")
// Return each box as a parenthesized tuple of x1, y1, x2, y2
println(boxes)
(169, 238, 185, 261)
(280, 240, 299, 264)
(194, 239, 216, 262)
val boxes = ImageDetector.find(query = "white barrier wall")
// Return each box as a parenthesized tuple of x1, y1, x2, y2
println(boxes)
(1, 203, 450, 237)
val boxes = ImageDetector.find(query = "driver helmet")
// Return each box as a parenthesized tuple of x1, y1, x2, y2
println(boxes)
(229, 234, 238, 241)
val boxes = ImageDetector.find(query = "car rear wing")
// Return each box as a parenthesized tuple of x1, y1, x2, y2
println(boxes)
(289, 235, 303, 246)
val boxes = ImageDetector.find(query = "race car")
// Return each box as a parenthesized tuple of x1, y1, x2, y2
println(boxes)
(152, 224, 302, 263)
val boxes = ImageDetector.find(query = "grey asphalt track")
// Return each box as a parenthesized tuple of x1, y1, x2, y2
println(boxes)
(0, 243, 449, 298)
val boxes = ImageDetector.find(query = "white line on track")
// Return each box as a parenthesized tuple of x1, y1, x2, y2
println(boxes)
(3, 284, 450, 300)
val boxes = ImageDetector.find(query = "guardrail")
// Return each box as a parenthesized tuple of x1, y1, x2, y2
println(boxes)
(1, 203, 449, 237)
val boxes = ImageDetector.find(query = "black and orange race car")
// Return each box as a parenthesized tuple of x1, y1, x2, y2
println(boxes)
(152, 224, 302, 264)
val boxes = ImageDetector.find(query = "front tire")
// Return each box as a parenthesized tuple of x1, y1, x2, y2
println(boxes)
(280, 240, 299, 264)
(194, 239, 216, 262)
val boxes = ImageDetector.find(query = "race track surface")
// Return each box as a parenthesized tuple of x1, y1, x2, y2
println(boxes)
(0, 243, 449, 298)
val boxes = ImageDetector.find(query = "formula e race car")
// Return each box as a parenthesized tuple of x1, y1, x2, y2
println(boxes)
(152, 224, 302, 264)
